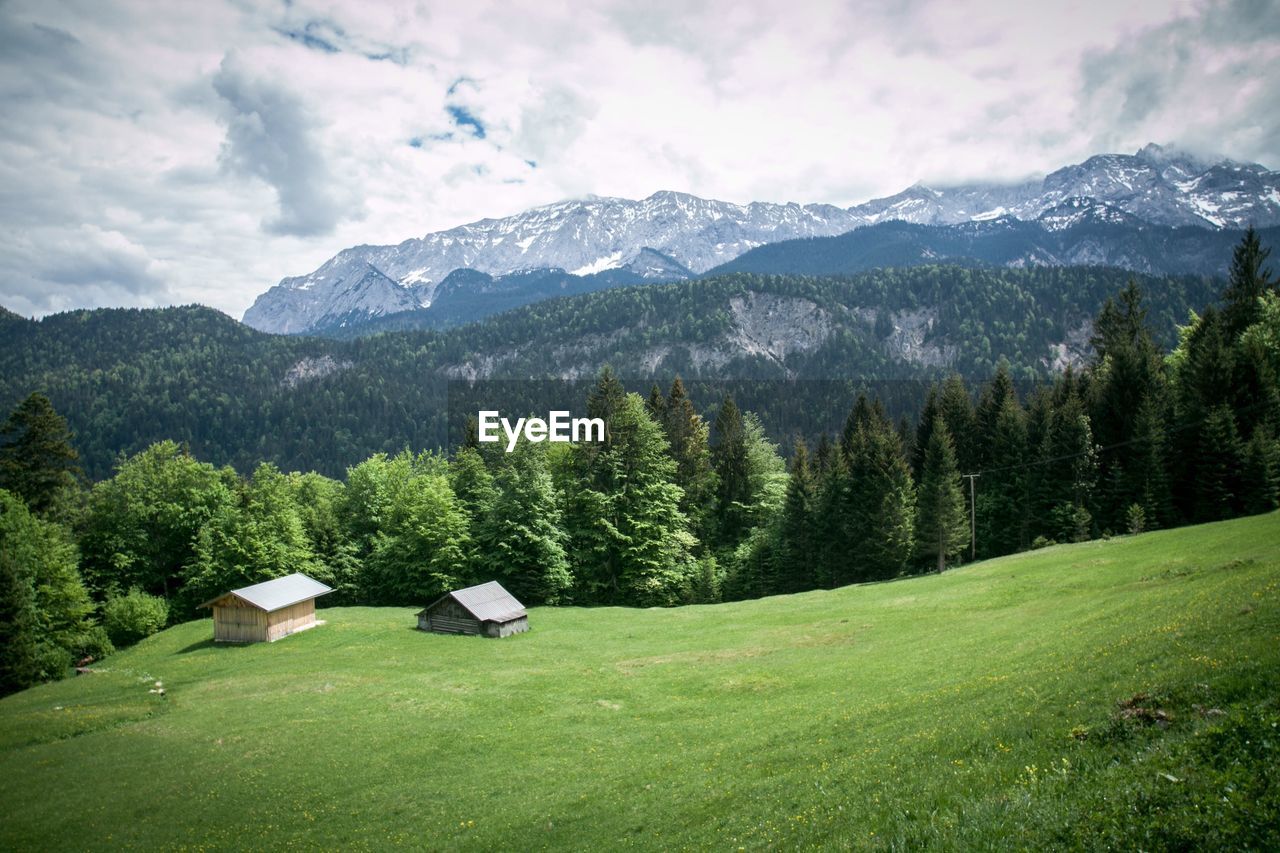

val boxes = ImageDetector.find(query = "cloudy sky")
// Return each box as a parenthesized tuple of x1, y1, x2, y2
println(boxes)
(1, 0, 1277, 319)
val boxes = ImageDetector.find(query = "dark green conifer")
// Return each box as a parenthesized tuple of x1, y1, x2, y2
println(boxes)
(0, 393, 82, 520)
(915, 417, 969, 573)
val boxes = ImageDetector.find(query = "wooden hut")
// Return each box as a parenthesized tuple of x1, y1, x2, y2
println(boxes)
(418, 581, 529, 638)
(200, 573, 333, 643)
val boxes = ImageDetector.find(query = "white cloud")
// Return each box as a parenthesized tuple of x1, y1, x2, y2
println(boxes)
(0, 225, 173, 316)
(0, 0, 1274, 319)
(1076, 0, 1280, 164)
(212, 53, 361, 237)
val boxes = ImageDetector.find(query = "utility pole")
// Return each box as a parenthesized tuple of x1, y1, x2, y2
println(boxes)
(962, 473, 980, 562)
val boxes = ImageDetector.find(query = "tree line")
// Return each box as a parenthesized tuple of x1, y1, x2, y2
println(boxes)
(1, 231, 1276, 696)
(1, 264, 1217, 480)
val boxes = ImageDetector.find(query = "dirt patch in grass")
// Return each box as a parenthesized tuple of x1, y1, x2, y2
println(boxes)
(1116, 692, 1173, 727)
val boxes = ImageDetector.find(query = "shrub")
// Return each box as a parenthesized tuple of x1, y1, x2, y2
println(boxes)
(1126, 503, 1146, 536)
(103, 589, 169, 647)
(66, 625, 114, 664)
(688, 555, 722, 604)
(1050, 503, 1093, 543)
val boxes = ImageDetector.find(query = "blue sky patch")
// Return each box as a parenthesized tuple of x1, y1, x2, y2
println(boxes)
(446, 105, 486, 139)
(447, 76, 477, 97)
(272, 22, 342, 54)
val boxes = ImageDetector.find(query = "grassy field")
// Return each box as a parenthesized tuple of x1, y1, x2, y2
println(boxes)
(1, 514, 1278, 850)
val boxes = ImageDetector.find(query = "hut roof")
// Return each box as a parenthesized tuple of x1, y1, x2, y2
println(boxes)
(420, 581, 526, 623)
(200, 573, 333, 612)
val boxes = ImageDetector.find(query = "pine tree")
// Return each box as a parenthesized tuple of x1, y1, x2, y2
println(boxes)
(480, 441, 572, 605)
(462, 414, 480, 449)
(831, 399, 871, 587)
(896, 414, 915, 466)
(812, 442, 848, 588)
(741, 413, 788, 529)
(645, 384, 667, 421)
(842, 403, 915, 582)
(0, 393, 82, 520)
(1176, 307, 1236, 417)
(449, 447, 498, 537)
(1241, 428, 1280, 515)
(1194, 405, 1244, 522)
(1240, 291, 1280, 388)
(915, 417, 969, 573)
(689, 555, 722, 604)
(288, 471, 361, 604)
(711, 395, 752, 548)
(912, 385, 942, 482)
(1222, 226, 1274, 339)
(1036, 391, 1098, 542)
(1087, 280, 1170, 531)
(723, 524, 776, 601)
(841, 394, 874, 461)
(1090, 280, 1149, 361)
(939, 374, 977, 473)
(1225, 230, 1280, 438)
(1127, 397, 1173, 528)
(813, 433, 835, 476)
(975, 360, 1017, 468)
(862, 427, 917, 580)
(588, 366, 628, 446)
(1171, 307, 1235, 519)
(1025, 387, 1054, 457)
(977, 399, 1029, 557)
(775, 438, 817, 593)
(713, 412, 788, 596)
(563, 392, 695, 606)
(658, 378, 716, 540)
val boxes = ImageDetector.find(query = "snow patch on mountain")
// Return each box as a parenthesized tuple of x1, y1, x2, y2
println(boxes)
(244, 144, 1280, 335)
(571, 251, 624, 276)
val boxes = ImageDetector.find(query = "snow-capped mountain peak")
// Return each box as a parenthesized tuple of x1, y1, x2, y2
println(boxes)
(1035, 197, 1144, 232)
(243, 144, 1280, 335)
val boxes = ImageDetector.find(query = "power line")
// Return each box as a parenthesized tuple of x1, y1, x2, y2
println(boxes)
(962, 473, 980, 560)
(970, 397, 1275, 478)
(954, 396, 1273, 554)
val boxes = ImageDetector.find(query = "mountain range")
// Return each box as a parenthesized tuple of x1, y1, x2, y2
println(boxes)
(244, 143, 1280, 336)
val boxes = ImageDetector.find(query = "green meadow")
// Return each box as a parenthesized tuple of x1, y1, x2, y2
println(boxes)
(1, 513, 1278, 850)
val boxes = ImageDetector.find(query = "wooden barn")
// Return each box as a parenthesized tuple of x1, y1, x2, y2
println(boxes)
(418, 581, 529, 638)
(200, 573, 333, 643)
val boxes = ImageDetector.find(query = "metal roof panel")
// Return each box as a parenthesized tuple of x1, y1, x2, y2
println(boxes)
(202, 573, 333, 612)
(423, 580, 526, 623)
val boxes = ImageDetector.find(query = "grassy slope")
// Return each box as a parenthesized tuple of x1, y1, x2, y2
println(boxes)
(1, 514, 1278, 850)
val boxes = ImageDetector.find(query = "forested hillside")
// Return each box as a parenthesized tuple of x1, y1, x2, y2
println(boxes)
(1, 266, 1217, 479)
